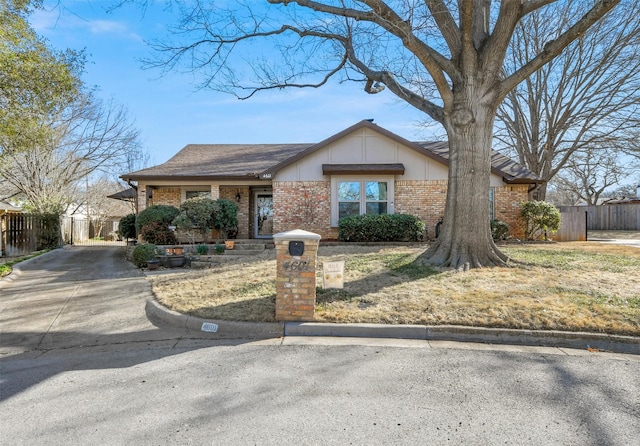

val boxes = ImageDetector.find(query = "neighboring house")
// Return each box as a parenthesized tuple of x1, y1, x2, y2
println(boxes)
(121, 120, 543, 240)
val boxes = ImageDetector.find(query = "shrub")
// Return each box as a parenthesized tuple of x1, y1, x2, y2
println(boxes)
(135, 205, 180, 233)
(140, 222, 177, 245)
(491, 219, 510, 241)
(131, 243, 160, 268)
(338, 214, 425, 242)
(196, 244, 208, 255)
(213, 199, 239, 239)
(118, 213, 137, 240)
(174, 197, 217, 243)
(520, 201, 561, 241)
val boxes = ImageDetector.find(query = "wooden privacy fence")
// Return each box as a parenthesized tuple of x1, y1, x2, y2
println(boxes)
(556, 211, 587, 242)
(0, 214, 60, 256)
(558, 204, 640, 231)
(60, 217, 124, 246)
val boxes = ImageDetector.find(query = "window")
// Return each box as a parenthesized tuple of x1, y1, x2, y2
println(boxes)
(332, 177, 394, 226)
(185, 190, 211, 200)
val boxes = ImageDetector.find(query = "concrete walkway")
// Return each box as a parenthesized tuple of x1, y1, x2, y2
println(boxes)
(1, 246, 638, 357)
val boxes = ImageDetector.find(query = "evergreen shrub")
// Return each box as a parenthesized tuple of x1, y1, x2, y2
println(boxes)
(338, 214, 425, 242)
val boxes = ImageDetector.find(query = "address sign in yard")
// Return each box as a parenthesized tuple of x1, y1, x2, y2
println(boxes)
(323, 260, 345, 289)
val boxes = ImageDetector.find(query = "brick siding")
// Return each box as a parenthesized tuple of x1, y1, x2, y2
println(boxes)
(395, 180, 448, 239)
(153, 187, 181, 209)
(273, 181, 337, 240)
(142, 180, 529, 240)
(220, 186, 250, 239)
(494, 184, 528, 239)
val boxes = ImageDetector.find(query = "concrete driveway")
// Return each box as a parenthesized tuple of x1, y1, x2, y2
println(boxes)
(0, 246, 205, 356)
(588, 230, 640, 248)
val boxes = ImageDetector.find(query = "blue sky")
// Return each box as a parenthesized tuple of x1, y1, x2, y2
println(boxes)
(31, 1, 441, 166)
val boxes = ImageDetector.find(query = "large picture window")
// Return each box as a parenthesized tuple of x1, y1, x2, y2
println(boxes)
(332, 177, 394, 226)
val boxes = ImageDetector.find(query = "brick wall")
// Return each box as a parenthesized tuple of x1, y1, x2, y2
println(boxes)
(220, 186, 250, 239)
(273, 181, 337, 239)
(396, 180, 527, 240)
(139, 180, 529, 240)
(153, 187, 181, 209)
(494, 184, 528, 239)
(395, 180, 447, 239)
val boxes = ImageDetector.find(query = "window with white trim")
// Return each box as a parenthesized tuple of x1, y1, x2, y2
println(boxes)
(331, 177, 394, 226)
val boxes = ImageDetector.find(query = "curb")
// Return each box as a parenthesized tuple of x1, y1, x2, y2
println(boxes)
(147, 299, 639, 355)
(286, 323, 639, 355)
(145, 298, 284, 339)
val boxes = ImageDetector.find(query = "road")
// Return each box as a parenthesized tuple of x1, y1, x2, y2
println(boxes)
(0, 247, 638, 445)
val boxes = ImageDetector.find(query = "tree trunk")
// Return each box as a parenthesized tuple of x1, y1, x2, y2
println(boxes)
(418, 94, 509, 269)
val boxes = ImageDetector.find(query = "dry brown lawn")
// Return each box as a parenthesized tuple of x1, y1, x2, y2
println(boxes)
(148, 242, 640, 336)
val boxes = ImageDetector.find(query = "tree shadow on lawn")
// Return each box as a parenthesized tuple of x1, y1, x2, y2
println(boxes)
(317, 252, 443, 305)
(185, 294, 278, 322)
(185, 253, 444, 320)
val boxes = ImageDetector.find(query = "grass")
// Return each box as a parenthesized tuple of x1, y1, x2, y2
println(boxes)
(147, 242, 640, 336)
(0, 250, 51, 278)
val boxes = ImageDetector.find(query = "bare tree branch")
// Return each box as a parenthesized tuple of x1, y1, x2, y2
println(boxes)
(499, 0, 620, 101)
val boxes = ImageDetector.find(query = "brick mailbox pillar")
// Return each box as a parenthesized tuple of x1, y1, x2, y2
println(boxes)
(273, 229, 321, 321)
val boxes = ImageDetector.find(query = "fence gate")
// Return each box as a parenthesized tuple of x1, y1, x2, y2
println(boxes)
(61, 217, 125, 247)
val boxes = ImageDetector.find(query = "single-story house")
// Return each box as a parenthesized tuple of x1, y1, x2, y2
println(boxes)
(121, 120, 543, 240)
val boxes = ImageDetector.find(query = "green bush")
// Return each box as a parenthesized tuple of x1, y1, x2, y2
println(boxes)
(135, 205, 180, 233)
(118, 213, 137, 240)
(174, 197, 217, 243)
(520, 201, 561, 241)
(140, 222, 177, 245)
(196, 244, 208, 255)
(338, 214, 425, 242)
(491, 219, 510, 241)
(213, 199, 239, 239)
(131, 243, 160, 268)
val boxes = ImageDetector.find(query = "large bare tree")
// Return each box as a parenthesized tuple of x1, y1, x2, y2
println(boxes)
(496, 0, 640, 200)
(0, 92, 142, 214)
(146, 0, 620, 268)
(553, 149, 638, 205)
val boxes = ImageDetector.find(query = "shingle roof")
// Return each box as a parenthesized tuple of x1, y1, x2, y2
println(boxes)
(122, 143, 311, 181)
(122, 121, 542, 184)
(415, 142, 543, 184)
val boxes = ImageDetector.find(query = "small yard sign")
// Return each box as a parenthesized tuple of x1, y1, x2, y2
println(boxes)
(323, 260, 345, 289)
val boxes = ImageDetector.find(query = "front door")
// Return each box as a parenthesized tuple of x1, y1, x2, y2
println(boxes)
(255, 192, 274, 238)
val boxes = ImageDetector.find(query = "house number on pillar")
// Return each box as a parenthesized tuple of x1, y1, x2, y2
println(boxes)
(283, 260, 310, 271)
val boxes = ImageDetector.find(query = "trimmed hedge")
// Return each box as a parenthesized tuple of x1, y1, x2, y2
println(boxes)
(338, 214, 426, 242)
(135, 205, 180, 233)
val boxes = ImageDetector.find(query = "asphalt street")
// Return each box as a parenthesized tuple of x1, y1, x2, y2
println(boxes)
(0, 246, 639, 445)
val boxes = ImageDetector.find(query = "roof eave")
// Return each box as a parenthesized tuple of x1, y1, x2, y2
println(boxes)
(120, 174, 266, 182)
